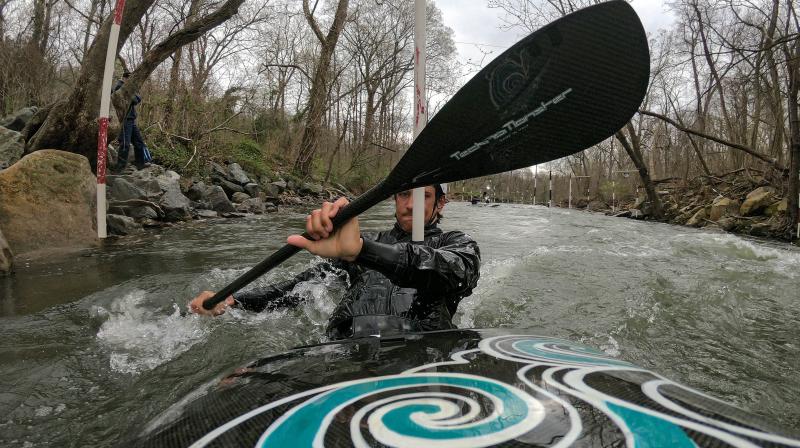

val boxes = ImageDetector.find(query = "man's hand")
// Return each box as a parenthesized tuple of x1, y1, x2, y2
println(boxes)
(287, 197, 363, 262)
(188, 290, 234, 316)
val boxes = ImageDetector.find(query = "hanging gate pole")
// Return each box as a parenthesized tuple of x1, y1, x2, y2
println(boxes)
(96, 0, 127, 238)
(411, 0, 427, 242)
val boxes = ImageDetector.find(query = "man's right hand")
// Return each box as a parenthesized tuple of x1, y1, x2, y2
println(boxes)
(188, 291, 234, 316)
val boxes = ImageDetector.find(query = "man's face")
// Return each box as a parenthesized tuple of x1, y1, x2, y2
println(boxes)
(394, 186, 445, 232)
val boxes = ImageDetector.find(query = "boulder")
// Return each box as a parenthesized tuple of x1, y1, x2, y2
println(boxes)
(749, 221, 772, 237)
(717, 217, 737, 232)
(227, 163, 251, 185)
(231, 192, 251, 203)
(155, 170, 181, 192)
(195, 209, 219, 219)
(0, 106, 38, 132)
(186, 181, 209, 202)
(686, 208, 707, 227)
(158, 184, 192, 221)
(0, 150, 97, 254)
(106, 214, 143, 236)
(586, 200, 607, 211)
(206, 185, 235, 213)
(107, 175, 147, 202)
(133, 177, 162, 198)
(265, 204, 278, 213)
(263, 182, 282, 198)
(739, 186, 775, 216)
(108, 199, 163, 220)
(270, 180, 287, 193)
(709, 197, 740, 222)
(0, 127, 25, 169)
(237, 197, 265, 214)
(0, 228, 12, 275)
(244, 182, 260, 197)
(765, 198, 788, 217)
(132, 164, 166, 179)
(300, 182, 324, 196)
(214, 176, 245, 197)
(211, 162, 230, 180)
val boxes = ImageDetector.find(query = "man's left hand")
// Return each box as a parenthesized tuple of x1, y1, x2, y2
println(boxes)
(287, 197, 363, 262)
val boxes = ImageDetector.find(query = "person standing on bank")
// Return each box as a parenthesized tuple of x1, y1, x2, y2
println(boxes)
(112, 70, 151, 172)
(188, 185, 481, 339)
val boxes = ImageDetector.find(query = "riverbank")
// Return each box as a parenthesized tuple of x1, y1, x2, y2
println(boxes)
(563, 170, 797, 244)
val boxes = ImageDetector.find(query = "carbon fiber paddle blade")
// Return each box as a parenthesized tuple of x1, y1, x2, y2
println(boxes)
(389, 0, 649, 191)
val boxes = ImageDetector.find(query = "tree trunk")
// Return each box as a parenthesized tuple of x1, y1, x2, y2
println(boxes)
(785, 26, 799, 240)
(294, 0, 349, 176)
(616, 124, 664, 219)
(26, 0, 245, 170)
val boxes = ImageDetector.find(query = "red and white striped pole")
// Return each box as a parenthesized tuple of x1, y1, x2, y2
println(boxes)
(96, 0, 127, 239)
(412, 0, 427, 242)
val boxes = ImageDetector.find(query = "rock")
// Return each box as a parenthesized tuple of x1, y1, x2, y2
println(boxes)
(237, 197, 265, 214)
(739, 186, 775, 216)
(765, 198, 788, 217)
(709, 197, 740, 221)
(106, 214, 143, 235)
(155, 170, 181, 192)
(630, 209, 644, 219)
(0, 106, 38, 131)
(220, 212, 248, 218)
(263, 182, 282, 197)
(186, 181, 209, 202)
(586, 200, 607, 211)
(244, 182, 260, 197)
(158, 184, 192, 221)
(265, 204, 278, 213)
(195, 209, 219, 219)
(211, 162, 230, 180)
(132, 164, 166, 179)
(0, 228, 13, 275)
(227, 163, 251, 185)
(214, 176, 245, 197)
(108, 200, 163, 220)
(270, 180, 287, 193)
(717, 217, 737, 231)
(107, 175, 147, 202)
(206, 185, 235, 213)
(749, 221, 772, 237)
(0, 150, 97, 254)
(0, 127, 25, 169)
(300, 182, 324, 196)
(231, 191, 251, 203)
(132, 177, 162, 198)
(686, 208, 708, 227)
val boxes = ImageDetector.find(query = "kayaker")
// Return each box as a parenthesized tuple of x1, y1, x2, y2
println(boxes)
(188, 184, 481, 339)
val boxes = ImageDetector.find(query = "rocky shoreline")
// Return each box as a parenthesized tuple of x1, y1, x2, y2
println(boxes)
(582, 171, 795, 242)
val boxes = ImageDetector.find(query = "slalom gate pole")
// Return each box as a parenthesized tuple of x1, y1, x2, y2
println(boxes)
(96, 0, 127, 239)
(412, 0, 427, 242)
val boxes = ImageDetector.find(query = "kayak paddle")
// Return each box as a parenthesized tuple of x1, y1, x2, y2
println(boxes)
(203, 0, 650, 310)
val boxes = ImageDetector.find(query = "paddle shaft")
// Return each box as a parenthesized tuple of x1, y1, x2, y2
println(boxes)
(203, 184, 387, 309)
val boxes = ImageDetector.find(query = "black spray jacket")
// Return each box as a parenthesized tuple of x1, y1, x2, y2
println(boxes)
(232, 223, 481, 339)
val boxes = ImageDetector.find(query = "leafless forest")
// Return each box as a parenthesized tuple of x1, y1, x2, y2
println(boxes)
(0, 0, 798, 235)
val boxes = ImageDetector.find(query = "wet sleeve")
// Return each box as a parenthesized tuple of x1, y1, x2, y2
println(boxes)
(231, 260, 349, 312)
(354, 231, 481, 296)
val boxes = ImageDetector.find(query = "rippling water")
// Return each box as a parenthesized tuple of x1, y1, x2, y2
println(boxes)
(1, 202, 798, 446)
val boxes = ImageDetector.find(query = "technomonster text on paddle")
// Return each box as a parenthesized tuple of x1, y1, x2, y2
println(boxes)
(449, 87, 573, 161)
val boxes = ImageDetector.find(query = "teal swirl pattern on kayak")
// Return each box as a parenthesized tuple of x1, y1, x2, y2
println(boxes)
(256, 372, 544, 448)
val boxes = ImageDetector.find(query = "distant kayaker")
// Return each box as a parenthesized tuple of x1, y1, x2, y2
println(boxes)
(188, 184, 481, 339)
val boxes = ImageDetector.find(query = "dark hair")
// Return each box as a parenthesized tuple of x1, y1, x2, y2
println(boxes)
(122, 71, 131, 78)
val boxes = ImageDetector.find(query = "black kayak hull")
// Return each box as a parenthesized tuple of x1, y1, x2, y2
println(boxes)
(127, 329, 800, 447)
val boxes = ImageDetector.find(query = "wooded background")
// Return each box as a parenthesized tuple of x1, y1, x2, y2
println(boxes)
(0, 0, 797, 233)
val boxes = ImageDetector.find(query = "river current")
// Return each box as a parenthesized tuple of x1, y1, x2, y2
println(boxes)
(1, 201, 798, 446)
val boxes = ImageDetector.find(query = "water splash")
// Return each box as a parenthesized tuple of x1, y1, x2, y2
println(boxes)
(95, 291, 210, 374)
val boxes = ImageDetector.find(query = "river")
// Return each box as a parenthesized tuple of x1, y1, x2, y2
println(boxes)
(1, 201, 798, 446)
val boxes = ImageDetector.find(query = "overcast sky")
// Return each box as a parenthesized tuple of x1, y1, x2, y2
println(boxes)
(435, 0, 675, 81)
